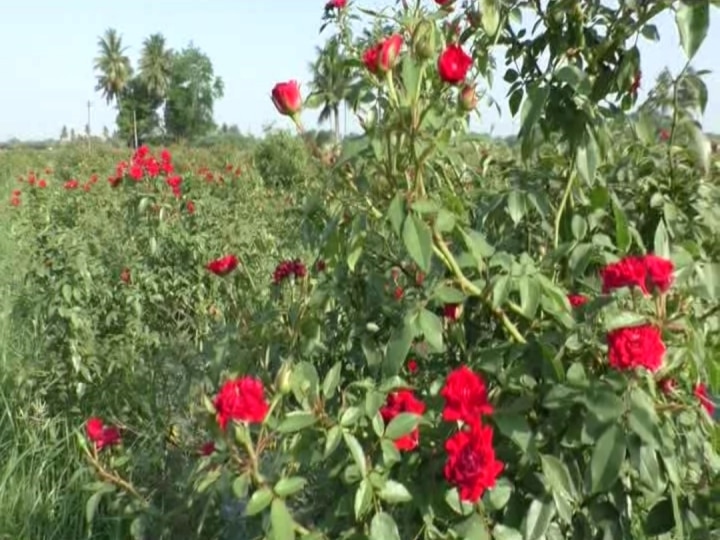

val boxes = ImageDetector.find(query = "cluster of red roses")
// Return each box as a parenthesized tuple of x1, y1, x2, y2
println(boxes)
(272, 259, 308, 285)
(568, 254, 715, 416)
(379, 366, 503, 503)
(85, 417, 121, 451)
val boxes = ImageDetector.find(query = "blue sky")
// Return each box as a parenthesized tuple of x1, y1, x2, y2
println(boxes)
(0, 1, 718, 141)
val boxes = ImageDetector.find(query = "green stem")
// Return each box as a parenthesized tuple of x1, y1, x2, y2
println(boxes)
(432, 231, 526, 344)
(553, 164, 576, 249)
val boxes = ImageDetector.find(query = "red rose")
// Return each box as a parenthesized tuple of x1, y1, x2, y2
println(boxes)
(362, 45, 380, 73)
(438, 44, 472, 84)
(660, 129, 670, 141)
(607, 325, 665, 372)
(273, 259, 307, 284)
(325, 0, 347, 8)
(186, 200, 195, 214)
(444, 422, 504, 502)
(380, 390, 426, 451)
(394, 286, 404, 300)
(600, 256, 648, 295)
(567, 294, 588, 308)
(214, 376, 269, 430)
(271, 81, 303, 117)
(440, 366, 493, 423)
(643, 254, 674, 293)
(64, 179, 79, 190)
(363, 35, 403, 73)
(206, 255, 239, 276)
(38, 179, 47, 188)
(694, 383, 715, 416)
(85, 417, 121, 451)
(378, 34, 403, 72)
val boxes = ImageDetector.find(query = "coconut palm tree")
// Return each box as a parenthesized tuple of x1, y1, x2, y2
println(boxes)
(139, 33, 173, 100)
(93, 28, 133, 104)
(307, 36, 352, 142)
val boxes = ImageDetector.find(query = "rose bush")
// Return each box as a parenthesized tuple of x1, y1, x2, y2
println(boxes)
(2, 1, 719, 539)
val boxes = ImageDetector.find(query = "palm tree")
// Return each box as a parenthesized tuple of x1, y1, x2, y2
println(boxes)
(139, 33, 173, 99)
(308, 37, 352, 142)
(93, 28, 133, 104)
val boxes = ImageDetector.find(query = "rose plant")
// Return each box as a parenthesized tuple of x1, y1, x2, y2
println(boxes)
(60, 1, 720, 539)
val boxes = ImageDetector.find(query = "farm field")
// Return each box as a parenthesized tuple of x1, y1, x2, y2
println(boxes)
(1, 1, 720, 540)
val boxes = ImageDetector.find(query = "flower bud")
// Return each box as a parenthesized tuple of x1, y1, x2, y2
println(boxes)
(412, 20, 436, 60)
(458, 84, 478, 111)
(274, 362, 293, 395)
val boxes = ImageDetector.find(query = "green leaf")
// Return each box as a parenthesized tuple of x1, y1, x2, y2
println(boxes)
(541, 454, 578, 502)
(232, 473, 251, 499)
(507, 191, 527, 224)
(628, 387, 662, 447)
(324, 425, 342, 458)
(492, 524, 523, 540)
(377, 479, 413, 503)
(576, 134, 598, 185)
(653, 220, 670, 259)
(460, 228, 495, 267)
(340, 406, 363, 427)
(676, 1, 710, 60)
(387, 193, 405, 237)
(589, 424, 626, 493)
(519, 83, 549, 137)
(274, 476, 307, 498)
(383, 320, 414, 376)
(418, 308, 444, 352)
(270, 498, 295, 540)
(385, 412, 421, 440)
(604, 310, 646, 332)
(492, 275, 512, 308)
(355, 478, 373, 519)
(643, 498, 675, 536)
(402, 214, 433, 272)
(584, 387, 625, 424)
(86, 484, 115, 525)
(518, 275, 541, 319)
(370, 511, 401, 540)
(481, 0, 500, 37)
(493, 413, 532, 453)
(524, 496, 556, 540)
(432, 285, 466, 303)
(456, 514, 491, 540)
(401, 56, 421, 105)
(321, 362, 342, 399)
(343, 432, 368, 477)
(277, 411, 317, 433)
(611, 195, 631, 253)
(245, 487, 273, 516)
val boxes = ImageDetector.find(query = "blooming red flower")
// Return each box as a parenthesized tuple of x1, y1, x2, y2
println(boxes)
(600, 256, 648, 294)
(440, 366, 493, 423)
(206, 255, 239, 277)
(273, 259, 307, 284)
(214, 376, 269, 429)
(271, 81, 303, 117)
(660, 129, 670, 141)
(393, 286, 404, 300)
(363, 35, 403, 73)
(380, 390, 426, 451)
(607, 325, 665, 372)
(64, 179, 79, 190)
(85, 417, 121, 451)
(694, 383, 715, 416)
(38, 179, 47, 188)
(643, 254, 674, 293)
(129, 163, 144, 181)
(9, 196, 20, 207)
(436, 0, 454, 5)
(186, 200, 195, 214)
(444, 422, 504, 502)
(438, 44, 472, 84)
(325, 0, 347, 8)
(567, 294, 589, 308)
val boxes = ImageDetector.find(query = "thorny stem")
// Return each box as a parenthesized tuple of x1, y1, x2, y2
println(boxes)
(432, 230, 526, 344)
(84, 447, 148, 507)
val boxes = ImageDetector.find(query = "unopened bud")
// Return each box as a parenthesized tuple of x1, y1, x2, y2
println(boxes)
(459, 85, 478, 111)
(412, 20, 436, 60)
(275, 362, 293, 395)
